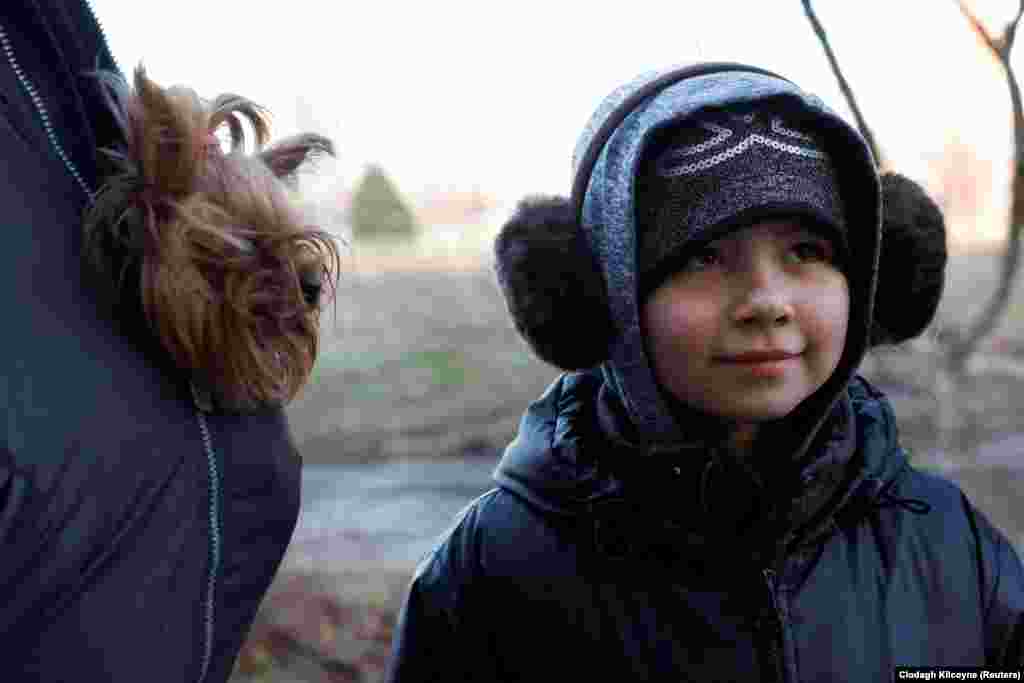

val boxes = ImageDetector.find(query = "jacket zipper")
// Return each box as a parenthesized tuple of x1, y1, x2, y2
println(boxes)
(191, 383, 223, 683)
(0, 22, 93, 202)
(762, 568, 787, 683)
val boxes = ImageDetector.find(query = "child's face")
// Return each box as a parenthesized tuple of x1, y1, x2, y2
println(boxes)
(641, 219, 849, 425)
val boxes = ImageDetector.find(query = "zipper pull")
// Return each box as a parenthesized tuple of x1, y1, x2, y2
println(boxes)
(190, 380, 214, 414)
(763, 568, 782, 615)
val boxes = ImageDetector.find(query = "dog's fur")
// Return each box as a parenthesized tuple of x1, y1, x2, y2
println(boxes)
(493, 173, 947, 371)
(83, 66, 340, 411)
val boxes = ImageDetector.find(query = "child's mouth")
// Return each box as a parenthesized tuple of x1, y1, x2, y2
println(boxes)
(717, 350, 801, 363)
(715, 350, 802, 376)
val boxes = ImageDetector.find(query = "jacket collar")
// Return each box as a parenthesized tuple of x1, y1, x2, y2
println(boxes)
(595, 387, 855, 532)
(495, 371, 912, 563)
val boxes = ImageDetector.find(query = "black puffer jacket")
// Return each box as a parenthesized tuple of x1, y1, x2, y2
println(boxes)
(387, 370, 1024, 682)
(0, 2, 300, 681)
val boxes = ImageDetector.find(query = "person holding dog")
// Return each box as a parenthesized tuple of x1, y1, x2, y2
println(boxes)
(0, 1, 338, 680)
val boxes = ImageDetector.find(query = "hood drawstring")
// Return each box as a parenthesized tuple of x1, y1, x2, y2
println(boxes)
(838, 473, 932, 527)
(867, 468, 932, 514)
(875, 486, 932, 514)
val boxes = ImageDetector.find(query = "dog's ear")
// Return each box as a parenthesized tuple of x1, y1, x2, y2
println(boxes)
(259, 134, 335, 187)
(870, 172, 948, 346)
(208, 93, 271, 152)
(494, 195, 613, 370)
(130, 66, 211, 197)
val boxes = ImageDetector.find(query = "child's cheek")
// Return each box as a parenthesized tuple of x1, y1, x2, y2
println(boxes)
(800, 274, 850, 371)
(641, 288, 710, 389)
(675, 300, 721, 357)
(650, 288, 717, 352)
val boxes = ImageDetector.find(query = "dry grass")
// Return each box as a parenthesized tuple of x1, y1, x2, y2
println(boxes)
(287, 255, 558, 463)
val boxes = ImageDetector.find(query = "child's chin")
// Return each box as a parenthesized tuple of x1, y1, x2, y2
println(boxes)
(715, 398, 805, 424)
(673, 382, 821, 424)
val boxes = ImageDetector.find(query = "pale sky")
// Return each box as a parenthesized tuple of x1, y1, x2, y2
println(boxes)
(91, 0, 1020, 204)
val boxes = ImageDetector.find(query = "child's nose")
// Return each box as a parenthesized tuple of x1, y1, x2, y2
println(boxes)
(733, 290, 794, 328)
(731, 263, 795, 328)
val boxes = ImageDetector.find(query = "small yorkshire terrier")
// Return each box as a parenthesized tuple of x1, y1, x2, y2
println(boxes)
(83, 65, 340, 412)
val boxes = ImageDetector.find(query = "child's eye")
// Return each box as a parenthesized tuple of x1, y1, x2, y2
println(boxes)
(789, 240, 832, 263)
(683, 246, 722, 272)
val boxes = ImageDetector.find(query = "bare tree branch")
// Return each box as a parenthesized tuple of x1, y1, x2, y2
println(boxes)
(948, 0, 1024, 372)
(1004, 1, 1024, 57)
(801, 0, 886, 168)
(957, 0, 1021, 58)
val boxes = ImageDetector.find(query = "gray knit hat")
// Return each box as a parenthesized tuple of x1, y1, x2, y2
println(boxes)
(636, 103, 846, 298)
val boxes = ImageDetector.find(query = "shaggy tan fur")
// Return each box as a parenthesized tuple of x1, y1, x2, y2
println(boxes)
(83, 65, 340, 412)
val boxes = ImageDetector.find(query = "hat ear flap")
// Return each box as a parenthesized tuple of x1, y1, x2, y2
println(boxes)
(494, 196, 613, 370)
(870, 172, 948, 346)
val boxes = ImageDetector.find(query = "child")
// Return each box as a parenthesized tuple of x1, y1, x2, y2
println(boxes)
(386, 62, 1024, 681)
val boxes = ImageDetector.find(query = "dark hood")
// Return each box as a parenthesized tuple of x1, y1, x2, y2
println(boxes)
(494, 370, 908, 550)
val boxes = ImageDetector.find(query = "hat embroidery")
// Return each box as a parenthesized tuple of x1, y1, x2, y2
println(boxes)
(655, 115, 829, 178)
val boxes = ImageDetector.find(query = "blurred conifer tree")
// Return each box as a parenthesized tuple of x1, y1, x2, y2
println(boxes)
(349, 165, 417, 240)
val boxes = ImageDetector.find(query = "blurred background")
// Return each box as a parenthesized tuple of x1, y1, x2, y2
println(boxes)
(93, 0, 1024, 680)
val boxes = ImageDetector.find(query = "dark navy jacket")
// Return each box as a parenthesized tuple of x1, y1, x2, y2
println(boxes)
(387, 370, 1024, 682)
(0, 2, 300, 681)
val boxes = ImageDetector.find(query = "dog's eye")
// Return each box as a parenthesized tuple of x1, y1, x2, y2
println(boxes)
(299, 270, 321, 306)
